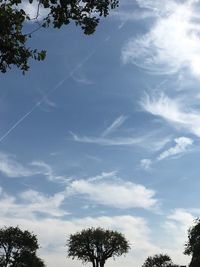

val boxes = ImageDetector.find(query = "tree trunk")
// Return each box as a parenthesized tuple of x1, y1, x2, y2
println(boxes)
(96, 259, 99, 267)
(189, 255, 200, 267)
(100, 259, 105, 267)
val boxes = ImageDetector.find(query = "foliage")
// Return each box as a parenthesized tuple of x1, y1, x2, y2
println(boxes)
(185, 218, 200, 256)
(0, 0, 119, 73)
(0, 226, 45, 267)
(142, 254, 178, 267)
(184, 218, 200, 267)
(67, 227, 130, 267)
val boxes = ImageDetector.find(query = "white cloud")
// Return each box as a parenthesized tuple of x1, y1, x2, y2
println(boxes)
(37, 92, 57, 113)
(71, 72, 93, 85)
(164, 209, 194, 251)
(102, 115, 127, 137)
(112, 9, 155, 23)
(20, 189, 67, 217)
(0, 151, 69, 183)
(140, 159, 152, 170)
(161, 209, 194, 265)
(0, 188, 68, 218)
(158, 137, 193, 160)
(122, 0, 200, 77)
(87, 171, 118, 182)
(20, 1, 48, 20)
(67, 178, 158, 210)
(0, 152, 37, 178)
(70, 132, 145, 146)
(141, 93, 200, 137)
(70, 131, 172, 153)
(31, 161, 70, 183)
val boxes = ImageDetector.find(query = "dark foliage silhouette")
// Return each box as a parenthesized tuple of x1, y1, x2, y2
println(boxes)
(67, 227, 130, 267)
(0, 0, 119, 73)
(0, 226, 45, 267)
(185, 218, 200, 267)
(142, 254, 178, 267)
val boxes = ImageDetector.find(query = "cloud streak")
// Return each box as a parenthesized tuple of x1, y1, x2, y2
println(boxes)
(141, 93, 200, 137)
(102, 115, 127, 137)
(158, 137, 193, 160)
(140, 159, 152, 170)
(0, 151, 69, 183)
(70, 131, 145, 146)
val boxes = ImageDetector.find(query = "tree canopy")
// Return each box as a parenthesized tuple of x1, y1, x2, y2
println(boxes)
(142, 254, 178, 267)
(0, 0, 119, 73)
(0, 226, 45, 267)
(67, 227, 130, 267)
(184, 218, 200, 267)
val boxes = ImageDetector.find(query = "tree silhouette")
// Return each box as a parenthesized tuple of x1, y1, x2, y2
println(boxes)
(184, 218, 200, 267)
(0, 0, 119, 73)
(142, 254, 178, 267)
(67, 227, 130, 267)
(0, 226, 45, 267)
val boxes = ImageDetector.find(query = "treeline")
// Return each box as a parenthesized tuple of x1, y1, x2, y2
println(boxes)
(1, 218, 200, 267)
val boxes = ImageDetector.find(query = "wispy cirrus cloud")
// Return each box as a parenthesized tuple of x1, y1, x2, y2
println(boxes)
(70, 126, 170, 149)
(157, 137, 193, 160)
(102, 115, 127, 137)
(31, 161, 70, 183)
(140, 159, 152, 170)
(70, 115, 135, 146)
(0, 152, 37, 178)
(70, 131, 172, 152)
(87, 171, 118, 182)
(38, 91, 57, 112)
(71, 72, 93, 85)
(141, 93, 200, 137)
(140, 136, 193, 170)
(122, 0, 200, 77)
(0, 151, 69, 183)
(70, 131, 145, 146)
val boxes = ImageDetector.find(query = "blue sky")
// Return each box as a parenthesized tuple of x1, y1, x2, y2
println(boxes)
(1, 0, 200, 266)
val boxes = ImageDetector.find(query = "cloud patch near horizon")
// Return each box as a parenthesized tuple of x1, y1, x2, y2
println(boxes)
(0, 187, 68, 218)
(0, 207, 194, 267)
(0, 214, 159, 267)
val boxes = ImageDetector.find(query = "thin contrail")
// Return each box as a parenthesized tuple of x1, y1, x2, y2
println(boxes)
(0, 50, 95, 143)
(0, 104, 39, 143)
(0, 19, 128, 144)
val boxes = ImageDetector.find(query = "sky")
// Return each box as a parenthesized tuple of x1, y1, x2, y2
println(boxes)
(1, 0, 200, 266)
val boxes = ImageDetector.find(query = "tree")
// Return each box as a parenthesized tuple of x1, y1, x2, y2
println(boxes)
(142, 254, 178, 267)
(184, 218, 200, 267)
(67, 227, 130, 267)
(0, 0, 119, 73)
(0, 226, 45, 267)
